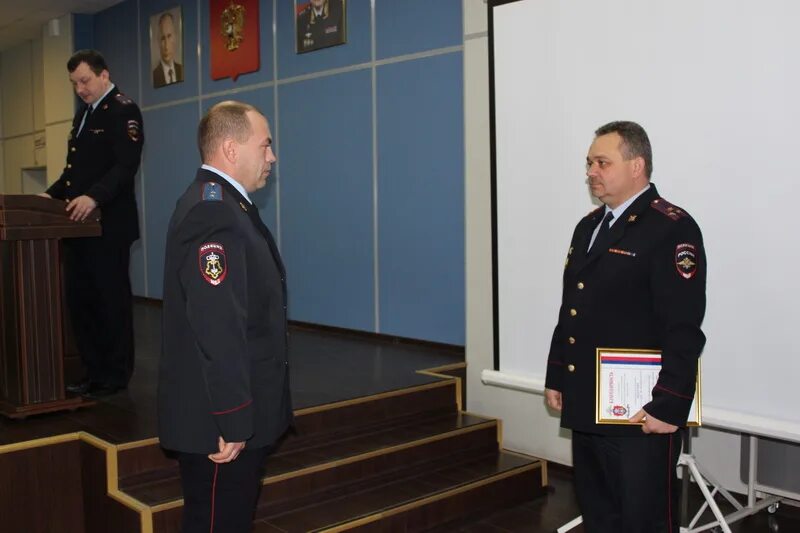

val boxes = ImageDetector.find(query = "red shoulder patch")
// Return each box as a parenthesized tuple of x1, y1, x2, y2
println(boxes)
(199, 243, 227, 285)
(651, 198, 688, 221)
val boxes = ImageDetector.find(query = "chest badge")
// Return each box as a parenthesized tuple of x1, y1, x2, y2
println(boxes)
(199, 243, 227, 286)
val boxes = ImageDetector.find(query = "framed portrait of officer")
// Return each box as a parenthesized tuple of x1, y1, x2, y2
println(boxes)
(150, 6, 184, 88)
(296, 0, 347, 54)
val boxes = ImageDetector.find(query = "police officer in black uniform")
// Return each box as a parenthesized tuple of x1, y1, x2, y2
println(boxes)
(296, 0, 344, 53)
(545, 121, 706, 533)
(43, 49, 143, 397)
(159, 101, 292, 533)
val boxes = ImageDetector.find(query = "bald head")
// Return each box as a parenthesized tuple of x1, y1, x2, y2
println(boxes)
(198, 100, 276, 192)
(197, 101, 259, 163)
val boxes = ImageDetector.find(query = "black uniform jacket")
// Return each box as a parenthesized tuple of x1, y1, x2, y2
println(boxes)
(545, 184, 706, 436)
(158, 169, 293, 454)
(46, 86, 143, 243)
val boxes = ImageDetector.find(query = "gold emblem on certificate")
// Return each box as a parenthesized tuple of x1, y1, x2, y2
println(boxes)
(595, 348, 701, 426)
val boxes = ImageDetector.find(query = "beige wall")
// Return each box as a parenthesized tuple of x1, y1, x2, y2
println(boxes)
(43, 14, 76, 186)
(1, 41, 38, 193)
(0, 14, 75, 194)
(1, 42, 35, 139)
(462, 0, 747, 492)
(2, 136, 35, 194)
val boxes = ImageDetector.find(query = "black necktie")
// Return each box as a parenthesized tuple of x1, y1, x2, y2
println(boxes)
(79, 105, 92, 136)
(588, 211, 615, 255)
(168, 68, 174, 83)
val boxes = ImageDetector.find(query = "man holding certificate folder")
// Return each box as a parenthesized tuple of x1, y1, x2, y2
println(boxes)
(544, 121, 707, 533)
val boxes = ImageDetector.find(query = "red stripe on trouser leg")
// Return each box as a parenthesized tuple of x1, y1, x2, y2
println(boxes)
(210, 463, 219, 533)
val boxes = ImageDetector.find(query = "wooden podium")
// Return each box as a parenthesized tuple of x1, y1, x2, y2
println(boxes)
(0, 194, 100, 418)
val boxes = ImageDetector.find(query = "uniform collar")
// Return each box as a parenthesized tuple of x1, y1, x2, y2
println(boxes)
(91, 83, 116, 111)
(604, 184, 651, 226)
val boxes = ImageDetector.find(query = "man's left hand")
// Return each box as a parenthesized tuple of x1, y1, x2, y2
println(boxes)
(629, 409, 679, 434)
(66, 195, 97, 221)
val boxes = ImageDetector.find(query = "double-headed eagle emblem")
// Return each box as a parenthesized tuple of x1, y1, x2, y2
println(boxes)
(221, 2, 245, 51)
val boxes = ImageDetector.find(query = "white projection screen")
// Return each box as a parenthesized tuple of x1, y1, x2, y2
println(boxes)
(490, 0, 800, 431)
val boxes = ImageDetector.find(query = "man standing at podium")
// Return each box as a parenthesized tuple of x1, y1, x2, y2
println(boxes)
(544, 121, 706, 533)
(41, 49, 144, 397)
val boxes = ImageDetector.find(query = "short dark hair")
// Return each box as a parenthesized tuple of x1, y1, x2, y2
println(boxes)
(595, 121, 653, 178)
(198, 101, 260, 162)
(67, 49, 109, 76)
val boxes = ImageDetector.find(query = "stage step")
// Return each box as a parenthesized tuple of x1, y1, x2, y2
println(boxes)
(107, 378, 546, 532)
(254, 451, 542, 532)
(116, 380, 459, 491)
(126, 411, 496, 506)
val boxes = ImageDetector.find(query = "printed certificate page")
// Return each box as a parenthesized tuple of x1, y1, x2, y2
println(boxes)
(596, 348, 700, 425)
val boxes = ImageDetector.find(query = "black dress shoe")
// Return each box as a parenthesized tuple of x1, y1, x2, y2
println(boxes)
(66, 378, 92, 395)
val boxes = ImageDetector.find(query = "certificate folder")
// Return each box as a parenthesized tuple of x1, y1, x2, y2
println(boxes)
(595, 348, 701, 426)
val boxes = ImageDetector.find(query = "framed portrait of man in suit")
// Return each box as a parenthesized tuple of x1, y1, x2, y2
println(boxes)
(150, 6, 185, 88)
(296, 0, 347, 54)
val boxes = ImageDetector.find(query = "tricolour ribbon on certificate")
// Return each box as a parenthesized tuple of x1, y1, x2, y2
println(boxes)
(595, 348, 701, 426)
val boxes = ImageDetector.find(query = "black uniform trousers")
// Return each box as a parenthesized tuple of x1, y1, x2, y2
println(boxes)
(572, 429, 683, 533)
(178, 446, 270, 533)
(63, 235, 134, 388)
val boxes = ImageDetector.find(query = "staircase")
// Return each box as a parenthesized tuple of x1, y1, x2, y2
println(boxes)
(103, 377, 545, 532)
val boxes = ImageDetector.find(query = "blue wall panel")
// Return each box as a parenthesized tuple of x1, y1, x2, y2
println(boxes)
(94, 1, 140, 103)
(141, 102, 202, 298)
(200, 0, 275, 93)
(73, 14, 95, 52)
(139, 0, 200, 107)
(92, 0, 467, 344)
(278, 70, 374, 330)
(276, 0, 371, 79)
(377, 52, 464, 344)
(375, 0, 462, 59)
(201, 88, 278, 231)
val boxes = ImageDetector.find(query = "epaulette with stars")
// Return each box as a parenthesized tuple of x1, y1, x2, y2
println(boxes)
(114, 93, 134, 106)
(650, 198, 688, 221)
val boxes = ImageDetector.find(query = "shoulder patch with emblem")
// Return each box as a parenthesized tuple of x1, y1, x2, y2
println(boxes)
(202, 182, 223, 201)
(675, 243, 698, 279)
(651, 198, 688, 221)
(199, 243, 227, 285)
(126, 119, 141, 142)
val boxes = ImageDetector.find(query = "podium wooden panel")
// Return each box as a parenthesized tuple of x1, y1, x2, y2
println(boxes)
(0, 194, 100, 418)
